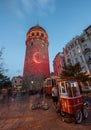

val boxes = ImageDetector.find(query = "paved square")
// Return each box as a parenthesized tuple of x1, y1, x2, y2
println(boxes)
(0, 95, 91, 130)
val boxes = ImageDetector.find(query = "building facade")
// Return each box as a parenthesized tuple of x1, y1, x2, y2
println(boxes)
(53, 25, 91, 81)
(11, 76, 22, 88)
(63, 25, 91, 75)
(53, 52, 64, 76)
(23, 24, 50, 89)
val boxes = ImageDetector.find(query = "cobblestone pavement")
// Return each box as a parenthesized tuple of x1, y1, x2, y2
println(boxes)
(0, 95, 91, 130)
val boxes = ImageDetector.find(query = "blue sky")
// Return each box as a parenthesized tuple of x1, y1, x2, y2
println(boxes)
(0, 0, 91, 78)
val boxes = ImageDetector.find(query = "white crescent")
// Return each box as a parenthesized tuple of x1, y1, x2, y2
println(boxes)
(33, 52, 41, 64)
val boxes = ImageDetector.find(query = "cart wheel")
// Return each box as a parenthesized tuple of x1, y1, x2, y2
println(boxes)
(60, 110, 66, 117)
(75, 110, 82, 124)
(83, 107, 88, 119)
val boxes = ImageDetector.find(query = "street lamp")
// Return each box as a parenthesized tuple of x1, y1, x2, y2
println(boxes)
(31, 81, 34, 84)
(31, 81, 34, 90)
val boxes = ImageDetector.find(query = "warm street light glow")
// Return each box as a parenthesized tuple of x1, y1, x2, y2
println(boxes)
(31, 81, 34, 84)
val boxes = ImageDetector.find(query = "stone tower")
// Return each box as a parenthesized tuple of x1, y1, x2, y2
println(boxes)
(23, 24, 50, 89)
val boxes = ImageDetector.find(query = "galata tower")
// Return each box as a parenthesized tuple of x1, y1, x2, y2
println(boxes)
(23, 24, 50, 89)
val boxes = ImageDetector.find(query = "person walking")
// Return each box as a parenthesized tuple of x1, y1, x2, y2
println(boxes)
(52, 85, 59, 111)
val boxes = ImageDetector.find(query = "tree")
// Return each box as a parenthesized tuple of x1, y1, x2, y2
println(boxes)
(0, 48, 11, 89)
(0, 48, 3, 74)
(0, 47, 8, 73)
(61, 62, 90, 85)
(0, 75, 12, 89)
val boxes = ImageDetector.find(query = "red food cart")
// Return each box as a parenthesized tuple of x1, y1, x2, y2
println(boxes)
(44, 78, 52, 95)
(44, 76, 60, 95)
(57, 79, 88, 123)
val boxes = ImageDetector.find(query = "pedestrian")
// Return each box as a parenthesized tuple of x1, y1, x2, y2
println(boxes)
(39, 87, 44, 98)
(52, 85, 59, 111)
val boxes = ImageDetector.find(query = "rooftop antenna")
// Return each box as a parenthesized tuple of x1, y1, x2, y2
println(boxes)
(36, 20, 39, 26)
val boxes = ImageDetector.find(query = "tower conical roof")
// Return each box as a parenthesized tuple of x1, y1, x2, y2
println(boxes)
(27, 24, 48, 36)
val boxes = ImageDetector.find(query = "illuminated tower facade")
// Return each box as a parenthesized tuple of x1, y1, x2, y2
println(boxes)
(23, 24, 50, 89)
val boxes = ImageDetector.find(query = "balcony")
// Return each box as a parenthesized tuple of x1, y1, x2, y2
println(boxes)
(83, 48, 91, 54)
(87, 58, 91, 64)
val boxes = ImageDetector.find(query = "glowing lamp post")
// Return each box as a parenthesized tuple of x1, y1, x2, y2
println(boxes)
(31, 81, 34, 90)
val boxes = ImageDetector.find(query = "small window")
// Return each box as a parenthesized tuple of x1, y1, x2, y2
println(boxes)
(81, 38, 85, 42)
(67, 58, 71, 63)
(71, 43, 74, 49)
(88, 55, 91, 60)
(31, 42, 33, 46)
(61, 82, 67, 95)
(37, 32, 39, 36)
(32, 33, 34, 36)
(66, 82, 72, 97)
(71, 82, 80, 97)
(41, 33, 44, 37)
(42, 43, 45, 47)
(80, 55, 84, 62)
(73, 49, 76, 56)
(15, 80, 17, 83)
(75, 40, 78, 46)
(75, 58, 78, 63)
(83, 44, 88, 50)
(20, 80, 22, 83)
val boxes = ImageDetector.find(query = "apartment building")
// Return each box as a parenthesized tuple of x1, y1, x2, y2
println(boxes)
(63, 25, 91, 75)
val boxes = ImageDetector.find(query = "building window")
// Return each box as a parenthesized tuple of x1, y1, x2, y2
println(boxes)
(31, 42, 33, 46)
(83, 44, 88, 50)
(81, 37, 85, 42)
(37, 32, 39, 36)
(42, 43, 45, 47)
(80, 55, 84, 62)
(71, 44, 74, 49)
(32, 33, 34, 36)
(68, 46, 70, 50)
(41, 33, 44, 37)
(20, 80, 22, 84)
(73, 49, 76, 56)
(14, 80, 17, 83)
(71, 60, 74, 64)
(65, 49, 68, 55)
(88, 55, 91, 60)
(75, 40, 78, 46)
(82, 66, 86, 72)
(75, 58, 78, 63)
(67, 58, 71, 63)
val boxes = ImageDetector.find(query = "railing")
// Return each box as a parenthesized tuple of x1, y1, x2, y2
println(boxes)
(83, 48, 91, 54)
(87, 58, 91, 63)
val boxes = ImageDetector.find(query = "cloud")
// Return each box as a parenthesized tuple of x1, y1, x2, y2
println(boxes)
(37, 0, 49, 8)
(21, 0, 34, 14)
(36, 0, 56, 13)
(5, 0, 56, 18)
(16, 69, 22, 73)
(15, 8, 25, 18)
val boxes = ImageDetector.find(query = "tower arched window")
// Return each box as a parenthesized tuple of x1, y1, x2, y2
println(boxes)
(37, 32, 39, 36)
(41, 33, 44, 37)
(32, 33, 34, 36)
(31, 42, 33, 46)
(42, 43, 45, 47)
